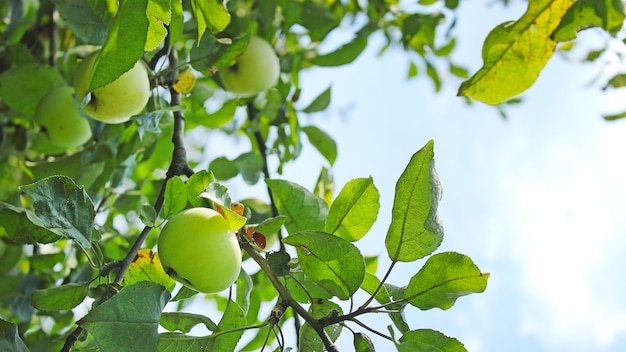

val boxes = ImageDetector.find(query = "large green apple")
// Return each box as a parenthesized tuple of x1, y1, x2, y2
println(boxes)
(33, 86, 92, 149)
(218, 36, 280, 97)
(157, 207, 242, 293)
(73, 50, 150, 124)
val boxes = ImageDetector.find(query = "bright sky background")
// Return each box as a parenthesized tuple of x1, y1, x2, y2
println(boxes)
(195, 1, 626, 351)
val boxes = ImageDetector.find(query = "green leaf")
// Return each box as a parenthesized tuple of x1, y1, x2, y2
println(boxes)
(603, 110, 626, 121)
(212, 300, 247, 351)
(552, 0, 625, 42)
(52, 0, 112, 45)
(266, 251, 291, 277)
(78, 281, 170, 352)
(326, 177, 380, 242)
(311, 36, 368, 67)
(186, 97, 239, 129)
(0, 202, 61, 244)
(4, 0, 38, 44)
(160, 312, 219, 333)
(20, 176, 95, 249)
(0, 64, 66, 118)
(210, 157, 240, 181)
(146, 0, 171, 51)
(122, 249, 176, 292)
(604, 73, 626, 89)
(458, 0, 575, 104)
(190, 36, 250, 74)
(285, 269, 334, 303)
(354, 332, 375, 352)
(31, 283, 89, 311)
(236, 269, 253, 315)
(385, 140, 443, 262)
(397, 329, 467, 352)
(405, 252, 489, 310)
(301, 125, 337, 166)
(140, 205, 158, 227)
(186, 170, 214, 207)
(163, 176, 187, 219)
(266, 179, 329, 234)
(282, 231, 365, 300)
(302, 86, 332, 113)
(408, 62, 418, 79)
(234, 152, 264, 185)
(89, 0, 149, 91)
(299, 300, 343, 351)
(253, 215, 286, 236)
(190, 0, 231, 41)
(0, 319, 29, 352)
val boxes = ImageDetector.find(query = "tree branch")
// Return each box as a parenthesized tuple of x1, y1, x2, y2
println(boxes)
(240, 238, 338, 352)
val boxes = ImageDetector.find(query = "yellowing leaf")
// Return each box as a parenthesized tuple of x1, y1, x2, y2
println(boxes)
(122, 249, 176, 292)
(173, 67, 196, 94)
(458, 0, 575, 105)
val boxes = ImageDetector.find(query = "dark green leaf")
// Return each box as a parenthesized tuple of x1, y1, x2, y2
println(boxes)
(458, 1, 574, 104)
(0, 319, 29, 352)
(266, 179, 328, 234)
(385, 140, 443, 262)
(163, 177, 187, 219)
(20, 176, 95, 249)
(397, 329, 467, 352)
(301, 125, 337, 166)
(266, 251, 291, 277)
(0, 202, 61, 244)
(283, 231, 365, 300)
(160, 312, 219, 333)
(234, 152, 263, 185)
(311, 36, 368, 67)
(326, 177, 380, 241)
(78, 281, 170, 352)
(299, 301, 343, 351)
(52, 0, 112, 45)
(190, 35, 250, 74)
(405, 252, 489, 310)
(302, 86, 331, 113)
(31, 283, 89, 311)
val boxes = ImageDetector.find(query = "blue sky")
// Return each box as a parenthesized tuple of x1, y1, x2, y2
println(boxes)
(189, 1, 626, 351)
(267, 1, 626, 351)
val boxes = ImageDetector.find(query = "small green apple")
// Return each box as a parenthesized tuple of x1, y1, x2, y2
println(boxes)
(218, 36, 280, 97)
(73, 50, 150, 124)
(33, 86, 92, 149)
(157, 207, 242, 293)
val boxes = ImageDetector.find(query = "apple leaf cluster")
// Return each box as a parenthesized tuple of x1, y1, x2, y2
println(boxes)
(0, 0, 623, 352)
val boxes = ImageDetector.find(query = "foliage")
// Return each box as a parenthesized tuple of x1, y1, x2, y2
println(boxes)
(0, 0, 623, 351)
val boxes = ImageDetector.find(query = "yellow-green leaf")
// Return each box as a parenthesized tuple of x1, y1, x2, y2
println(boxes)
(458, 0, 575, 105)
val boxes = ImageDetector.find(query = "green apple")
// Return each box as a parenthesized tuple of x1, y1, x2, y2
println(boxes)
(73, 50, 150, 124)
(33, 86, 92, 149)
(157, 207, 242, 293)
(218, 36, 280, 97)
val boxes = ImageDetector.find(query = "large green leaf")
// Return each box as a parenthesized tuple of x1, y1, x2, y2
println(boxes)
(0, 202, 61, 244)
(458, 0, 575, 104)
(397, 329, 467, 352)
(31, 283, 89, 311)
(266, 179, 328, 234)
(385, 140, 443, 262)
(299, 300, 343, 352)
(89, 0, 149, 91)
(405, 252, 489, 310)
(283, 231, 365, 300)
(325, 177, 380, 242)
(552, 0, 625, 41)
(20, 176, 95, 249)
(78, 281, 170, 352)
(0, 319, 29, 352)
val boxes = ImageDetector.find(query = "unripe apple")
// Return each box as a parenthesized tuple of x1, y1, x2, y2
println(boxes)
(73, 50, 150, 124)
(157, 207, 242, 293)
(218, 36, 280, 97)
(33, 86, 92, 149)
